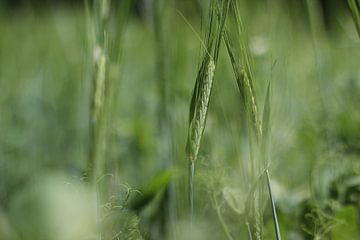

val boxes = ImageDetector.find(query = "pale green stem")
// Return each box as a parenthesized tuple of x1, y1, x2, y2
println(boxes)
(266, 169, 281, 240)
(189, 159, 195, 226)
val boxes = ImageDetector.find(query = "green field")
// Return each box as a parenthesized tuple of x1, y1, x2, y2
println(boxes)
(0, 0, 360, 239)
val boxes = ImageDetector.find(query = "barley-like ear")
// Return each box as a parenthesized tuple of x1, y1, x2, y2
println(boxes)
(223, 10, 261, 142)
(186, 0, 230, 163)
(348, 0, 360, 37)
(185, 0, 230, 219)
(187, 58, 215, 217)
(186, 58, 216, 163)
(224, 1, 272, 239)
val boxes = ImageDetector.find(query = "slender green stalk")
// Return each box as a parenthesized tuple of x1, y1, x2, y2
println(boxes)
(266, 169, 281, 240)
(348, 0, 360, 37)
(85, 1, 129, 239)
(262, 79, 281, 240)
(224, 1, 281, 239)
(154, 0, 177, 237)
(246, 222, 253, 240)
(87, 0, 110, 183)
(224, 2, 263, 238)
(189, 160, 195, 223)
(87, 0, 129, 182)
(85, 2, 110, 240)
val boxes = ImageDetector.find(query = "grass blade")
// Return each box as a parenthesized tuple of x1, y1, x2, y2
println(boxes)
(224, 2, 276, 239)
(261, 79, 271, 160)
(87, 0, 110, 183)
(266, 169, 281, 240)
(348, 0, 360, 37)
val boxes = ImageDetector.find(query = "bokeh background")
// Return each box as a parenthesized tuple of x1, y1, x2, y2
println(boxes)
(0, 0, 360, 239)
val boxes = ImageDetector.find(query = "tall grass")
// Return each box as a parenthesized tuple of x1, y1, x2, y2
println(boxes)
(154, 0, 177, 237)
(2, 1, 360, 239)
(85, 0, 131, 238)
(84, 1, 111, 239)
(184, 0, 282, 238)
(185, 0, 230, 220)
(86, 0, 110, 183)
(86, 0, 130, 181)
(224, 1, 280, 239)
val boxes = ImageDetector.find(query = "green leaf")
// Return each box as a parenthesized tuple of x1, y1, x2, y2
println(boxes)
(261, 78, 271, 157)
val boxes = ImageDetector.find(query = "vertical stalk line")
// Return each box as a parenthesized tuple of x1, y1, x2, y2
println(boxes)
(153, 0, 177, 237)
(189, 159, 195, 226)
(224, 22, 263, 240)
(84, 1, 119, 239)
(348, 0, 360, 37)
(246, 221, 253, 240)
(224, 1, 281, 239)
(89, 50, 107, 183)
(86, 0, 109, 184)
(266, 169, 281, 240)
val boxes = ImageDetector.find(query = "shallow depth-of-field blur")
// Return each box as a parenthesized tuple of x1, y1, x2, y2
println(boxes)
(1, 0, 360, 239)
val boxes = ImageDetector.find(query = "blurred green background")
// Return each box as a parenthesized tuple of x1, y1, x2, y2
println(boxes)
(0, 0, 360, 239)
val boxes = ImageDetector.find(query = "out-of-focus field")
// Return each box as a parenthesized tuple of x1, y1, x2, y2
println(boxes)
(0, 1, 360, 239)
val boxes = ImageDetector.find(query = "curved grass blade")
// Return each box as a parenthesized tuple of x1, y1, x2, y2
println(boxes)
(348, 0, 360, 37)
(261, 79, 271, 159)
(266, 169, 281, 240)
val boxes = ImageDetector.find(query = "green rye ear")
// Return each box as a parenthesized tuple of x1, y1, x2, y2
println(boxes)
(185, 0, 230, 221)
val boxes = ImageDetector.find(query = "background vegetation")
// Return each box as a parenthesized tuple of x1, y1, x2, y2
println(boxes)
(0, 0, 360, 239)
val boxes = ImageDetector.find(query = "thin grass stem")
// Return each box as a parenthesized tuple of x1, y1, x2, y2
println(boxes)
(348, 0, 360, 37)
(266, 169, 281, 240)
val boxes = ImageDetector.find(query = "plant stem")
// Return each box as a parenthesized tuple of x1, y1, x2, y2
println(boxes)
(266, 169, 281, 240)
(348, 0, 360, 37)
(189, 159, 195, 225)
(246, 221, 253, 240)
